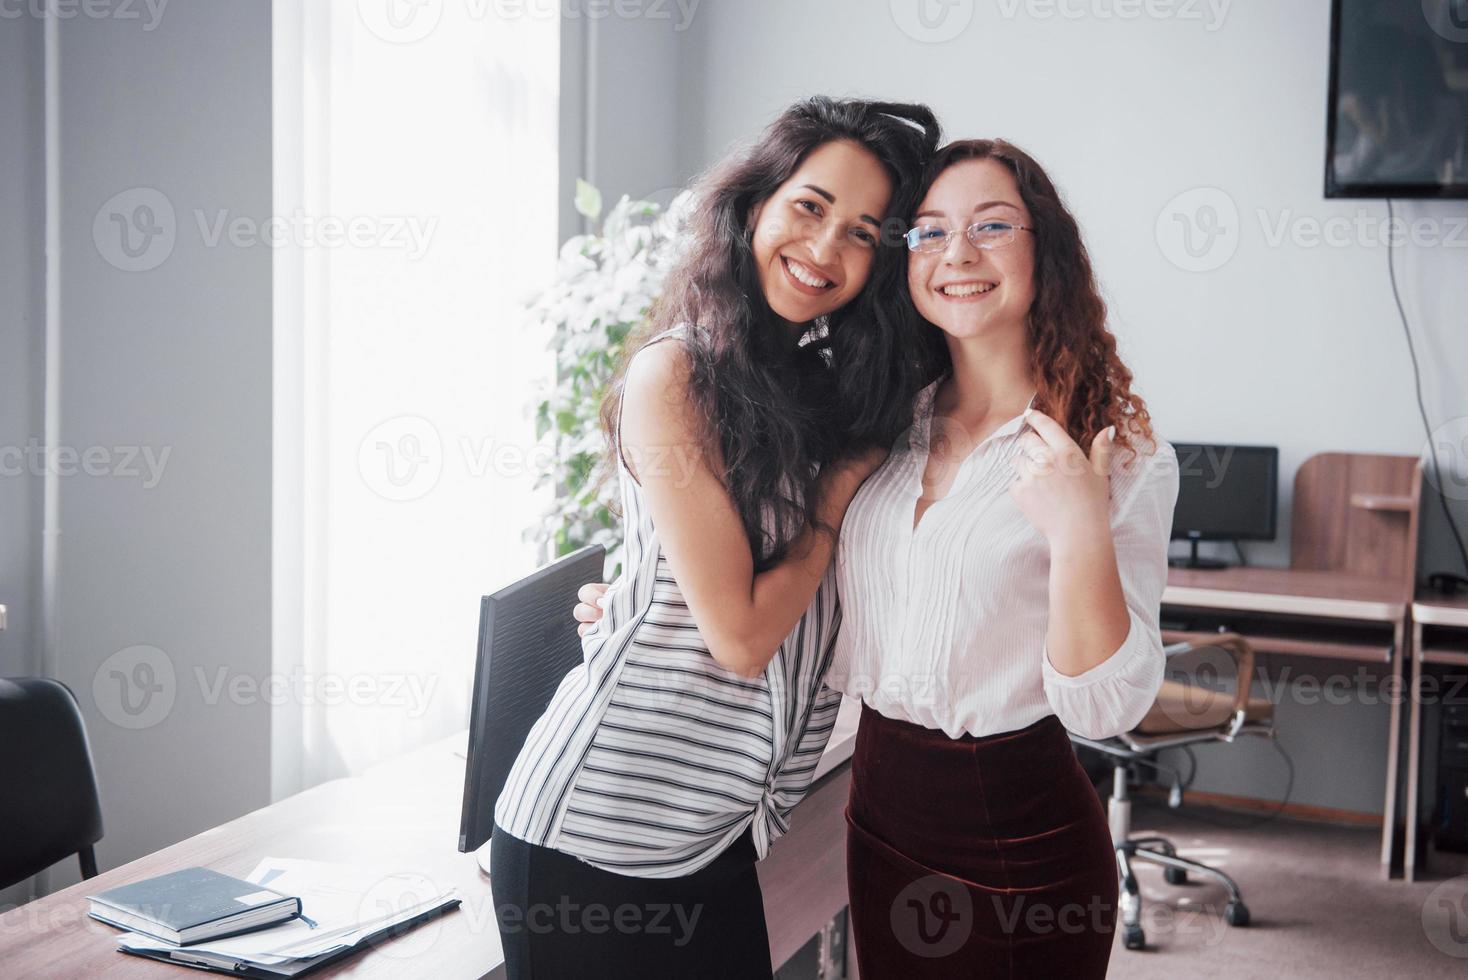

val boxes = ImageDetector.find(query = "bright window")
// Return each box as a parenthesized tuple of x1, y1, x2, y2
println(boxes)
(273, 1, 559, 793)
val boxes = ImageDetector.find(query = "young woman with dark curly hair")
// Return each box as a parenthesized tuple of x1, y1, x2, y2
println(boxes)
(831, 139, 1178, 978)
(489, 96, 940, 980)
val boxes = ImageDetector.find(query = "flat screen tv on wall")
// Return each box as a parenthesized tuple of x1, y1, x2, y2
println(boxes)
(1326, 0, 1468, 198)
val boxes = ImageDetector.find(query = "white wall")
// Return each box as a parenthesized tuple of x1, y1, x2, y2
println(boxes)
(676, 1, 1466, 535)
(29, 0, 274, 894)
(603, 0, 1468, 814)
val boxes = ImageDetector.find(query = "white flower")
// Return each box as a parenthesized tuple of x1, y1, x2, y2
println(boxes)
(523, 182, 686, 564)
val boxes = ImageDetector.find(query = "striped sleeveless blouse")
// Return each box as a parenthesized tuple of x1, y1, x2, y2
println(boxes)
(493, 326, 845, 878)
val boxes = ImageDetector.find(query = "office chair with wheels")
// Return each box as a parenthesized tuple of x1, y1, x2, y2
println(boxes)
(1069, 633, 1275, 951)
(0, 677, 105, 891)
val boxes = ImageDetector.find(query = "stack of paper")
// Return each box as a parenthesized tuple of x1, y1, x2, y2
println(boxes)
(115, 858, 460, 977)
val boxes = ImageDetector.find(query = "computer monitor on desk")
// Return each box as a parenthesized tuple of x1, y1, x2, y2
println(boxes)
(1170, 444, 1279, 569)
(458, 544, 607, 857)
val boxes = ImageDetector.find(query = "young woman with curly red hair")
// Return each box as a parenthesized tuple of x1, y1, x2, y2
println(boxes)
(830, 139, 1178, 977)
(577, 137, 1177, 977)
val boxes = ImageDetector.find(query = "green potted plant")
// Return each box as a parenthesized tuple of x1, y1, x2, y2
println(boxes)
(527, 180, 692, 573)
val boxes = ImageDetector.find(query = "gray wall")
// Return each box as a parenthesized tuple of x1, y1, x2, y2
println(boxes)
(0, 5, 44, 682)
(568, 11, 698, 226)
(2, 1, 275, 899)
(0, 9, 46, 913)
(53, 0, 275, 884)
(611, 0, 1468, 815)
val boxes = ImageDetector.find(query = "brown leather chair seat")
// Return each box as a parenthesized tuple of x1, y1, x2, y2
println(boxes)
(1134, 679, 1275, 735)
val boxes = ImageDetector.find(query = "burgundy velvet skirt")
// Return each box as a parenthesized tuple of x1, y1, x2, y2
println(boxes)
(846, 704, 1118, 979)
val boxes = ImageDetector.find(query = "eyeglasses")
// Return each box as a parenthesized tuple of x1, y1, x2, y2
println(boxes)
(904, 220, 1034, 253)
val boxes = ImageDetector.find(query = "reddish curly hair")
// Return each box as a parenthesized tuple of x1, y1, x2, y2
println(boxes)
(914, 139, 1155, 455)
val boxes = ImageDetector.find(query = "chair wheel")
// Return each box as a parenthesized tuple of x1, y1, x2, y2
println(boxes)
(1225, 901, 1250, 927)
(1164, 867, 1187, 885)
(1123, 925, 1146, 950)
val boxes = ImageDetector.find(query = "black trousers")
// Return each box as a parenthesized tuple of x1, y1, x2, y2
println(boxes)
(490, 823, 773, 980)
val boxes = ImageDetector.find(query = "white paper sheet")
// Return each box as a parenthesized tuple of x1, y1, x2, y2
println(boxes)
(115, 857, 458, 970)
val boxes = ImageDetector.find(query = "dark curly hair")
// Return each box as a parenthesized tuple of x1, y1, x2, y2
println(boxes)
(601, 96, 941, 571)
(911, 139, 1156, 454)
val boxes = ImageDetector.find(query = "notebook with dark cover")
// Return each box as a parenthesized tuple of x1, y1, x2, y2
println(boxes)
(89, 867, 301, 945)
(116, 900, 461, 978)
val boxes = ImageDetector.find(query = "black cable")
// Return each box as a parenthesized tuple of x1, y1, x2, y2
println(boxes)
(1387, 198, 1468, 578)
(1125, 752, 1184, 788)
(1232, 539, 1248, 567)
(1138, 735, 1296, 831)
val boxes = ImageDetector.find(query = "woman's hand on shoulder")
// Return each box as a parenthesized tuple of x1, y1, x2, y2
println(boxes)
(574, 582, 610, 637)
(811, 444, 889, 541)
(827, 444, 889, 490)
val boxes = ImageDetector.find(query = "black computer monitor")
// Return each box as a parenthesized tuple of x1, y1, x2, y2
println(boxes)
(1170, 444, 1279, 569)
(458, 543, 606, 854)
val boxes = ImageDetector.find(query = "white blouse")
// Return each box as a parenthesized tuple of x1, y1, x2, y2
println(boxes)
(828, 378, 1179, 741)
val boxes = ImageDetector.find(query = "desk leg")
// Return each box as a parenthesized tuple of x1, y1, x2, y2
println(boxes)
(1381, 620, 1406, 879)
(844, 909, 860, 980)
(1405, 621, 1424, 883)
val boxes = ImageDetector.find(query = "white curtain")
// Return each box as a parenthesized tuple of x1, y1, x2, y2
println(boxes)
(273, 1, 559, 796)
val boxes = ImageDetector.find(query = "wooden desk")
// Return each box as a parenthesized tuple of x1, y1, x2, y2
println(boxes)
(1165, 567, 1407, 626)
(1404, 594, 1468, 881)
(1162, 566, 1411, 878)
(1411, 594, 1468, 647)
(0, 700, 863, 978)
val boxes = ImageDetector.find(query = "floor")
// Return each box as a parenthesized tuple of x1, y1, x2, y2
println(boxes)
(1100, 799, 1468, 979)
(780, 797, 1468, 979)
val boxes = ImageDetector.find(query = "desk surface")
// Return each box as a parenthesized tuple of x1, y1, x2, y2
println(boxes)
(1413, 593, 1468, 628)
(0, 699, 863, 979)
(1164, 566, 1408, 622)
(0, 734, 498, 979)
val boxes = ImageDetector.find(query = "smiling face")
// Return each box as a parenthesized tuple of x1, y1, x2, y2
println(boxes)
(749, 139, 893, 327)
(908, 157, 1037, 344)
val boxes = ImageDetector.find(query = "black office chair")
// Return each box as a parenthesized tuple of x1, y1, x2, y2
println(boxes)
(1069, 634, 1275, 950)
(458, 544, 607, 855)
(0, 677, 105, 891)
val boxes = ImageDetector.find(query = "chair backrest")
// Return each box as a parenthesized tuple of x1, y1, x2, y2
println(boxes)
(458, 544, 606, 854)
(0, 678, 105, 890)
(1291, 452, 1422, 591)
